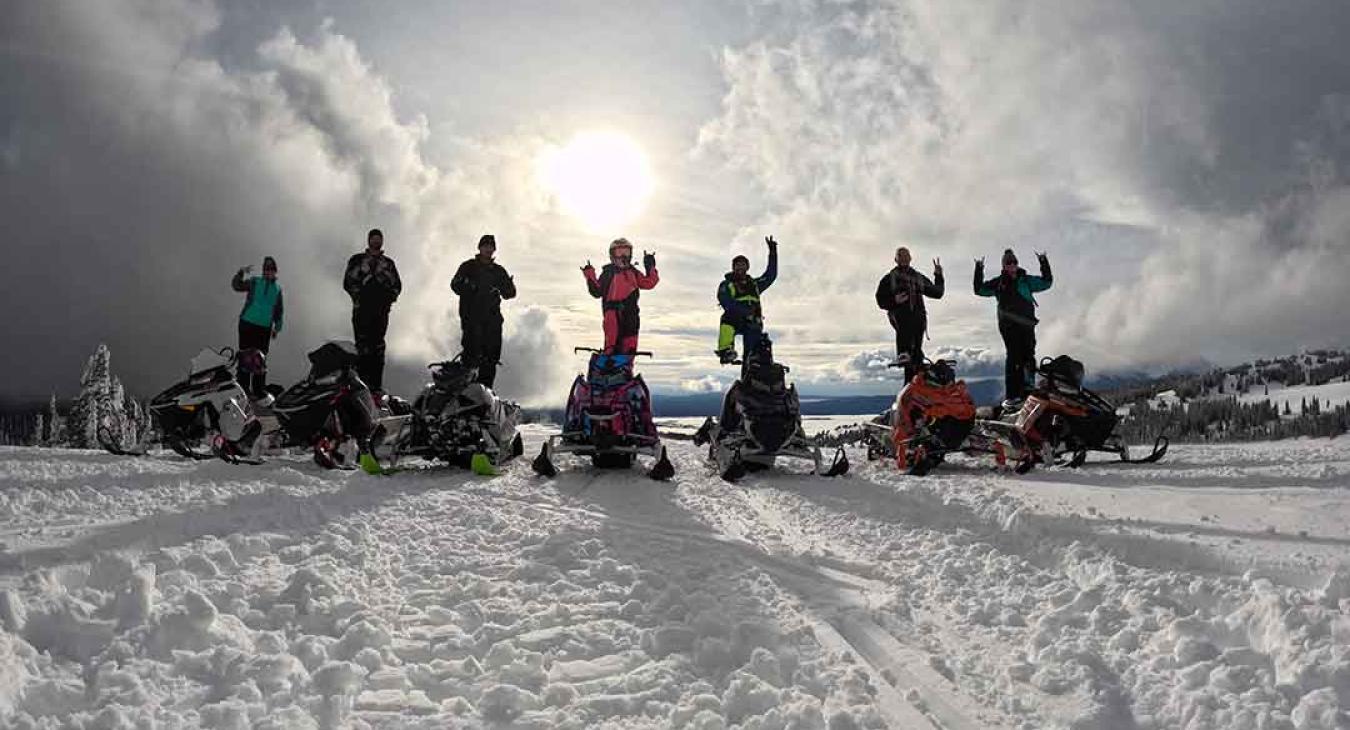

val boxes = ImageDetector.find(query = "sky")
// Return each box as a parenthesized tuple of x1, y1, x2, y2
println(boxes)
(3, 0, 1349, 405)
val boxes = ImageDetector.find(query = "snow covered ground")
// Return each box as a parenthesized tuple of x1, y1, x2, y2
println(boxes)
(0, 427, 1348, 729)
(1238, 380, 1350, 414)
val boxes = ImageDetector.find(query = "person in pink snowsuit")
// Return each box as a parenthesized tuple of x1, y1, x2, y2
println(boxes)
(582, 238, 660, 353)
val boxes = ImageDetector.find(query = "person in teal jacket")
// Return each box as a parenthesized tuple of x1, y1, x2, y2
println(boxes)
(231, 256, 284, 401)
(974, 248, 1051, 404)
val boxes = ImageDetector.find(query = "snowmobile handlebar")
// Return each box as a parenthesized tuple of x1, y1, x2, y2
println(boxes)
(573, 347, 652, 358)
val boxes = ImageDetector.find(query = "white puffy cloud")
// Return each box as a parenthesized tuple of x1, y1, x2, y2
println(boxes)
(697, 0, 1350, 376)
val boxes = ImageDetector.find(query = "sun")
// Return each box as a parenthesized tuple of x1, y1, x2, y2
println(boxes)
(539, 131, 655, 233)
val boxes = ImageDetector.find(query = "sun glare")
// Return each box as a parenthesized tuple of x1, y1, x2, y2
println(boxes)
(540, 131, 655, 233)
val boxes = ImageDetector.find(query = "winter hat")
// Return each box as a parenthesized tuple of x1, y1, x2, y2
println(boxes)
(732, 254, 750, 266)
(263, 256, 278, 272)
(1002, 249, 1018, 265)
(368, 228, 384, 240)
(478, 234, 496, 250)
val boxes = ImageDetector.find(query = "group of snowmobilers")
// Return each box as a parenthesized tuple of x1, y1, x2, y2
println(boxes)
(231, 231, 1052, 408)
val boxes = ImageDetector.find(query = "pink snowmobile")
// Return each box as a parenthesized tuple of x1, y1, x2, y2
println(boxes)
(532, 348, 675, 480)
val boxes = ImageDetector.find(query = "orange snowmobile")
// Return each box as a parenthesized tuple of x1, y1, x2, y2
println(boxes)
(863, 359, 979, 475)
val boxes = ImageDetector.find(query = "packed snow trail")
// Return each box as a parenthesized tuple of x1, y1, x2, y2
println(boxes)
(0, 432, 1347, 728)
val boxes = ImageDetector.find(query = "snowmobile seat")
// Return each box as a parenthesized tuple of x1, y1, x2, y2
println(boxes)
(1039, 355, 1085, 390)
(432, 360, 477, 392)
(922, 359, 957, 387)
(587, 353, 636, 391)
(308, 341, 359, 378)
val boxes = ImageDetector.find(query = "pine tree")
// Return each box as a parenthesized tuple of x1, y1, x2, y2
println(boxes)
(45, 393, 62, 445)
(68, 344, 114, 449)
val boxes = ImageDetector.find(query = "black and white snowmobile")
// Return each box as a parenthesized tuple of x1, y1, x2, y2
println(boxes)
(377, 355, 524, 475)
(532, 348, 675, 480)
(101, 347, 268, 463)
(272, 341, 389, 470)
(693, 337, 848, 482)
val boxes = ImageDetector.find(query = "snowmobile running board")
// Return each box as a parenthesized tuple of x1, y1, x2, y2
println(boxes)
(1120, 435, 1170, 464)
(531, 439, 675, 481)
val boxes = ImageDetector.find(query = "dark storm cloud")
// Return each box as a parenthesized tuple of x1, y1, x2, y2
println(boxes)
(0, 1, 569, 403)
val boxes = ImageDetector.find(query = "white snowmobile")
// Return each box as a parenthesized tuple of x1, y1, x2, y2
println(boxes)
(693, 337, 848, 482)
(375, 355, 524, 475)
(101, 347, 269, 463)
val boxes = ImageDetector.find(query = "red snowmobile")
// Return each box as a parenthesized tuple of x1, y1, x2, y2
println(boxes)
(532, 348, 675, 480)
(969, 355, 1169, 472)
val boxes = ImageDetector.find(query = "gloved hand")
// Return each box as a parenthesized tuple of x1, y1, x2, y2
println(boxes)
(643, 251, 656, 270)
(933, 257, 943, 275)
(581, 260, 595, 276)
(765, 235, 777, 250)
(241, 265, 253, 275)
(1035, 251, 1049, 264)
(271, 328, 279, 340)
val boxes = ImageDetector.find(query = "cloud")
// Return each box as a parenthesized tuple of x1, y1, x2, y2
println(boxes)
(0, 0, 570, 400)
(679, 374, 727, 393)
(837, 346, 1002, 383)
(697, 0, 1350, 374)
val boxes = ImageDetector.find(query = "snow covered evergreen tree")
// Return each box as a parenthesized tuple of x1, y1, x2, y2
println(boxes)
(66, 343, 140, 449)
(45, 393, 62, 445)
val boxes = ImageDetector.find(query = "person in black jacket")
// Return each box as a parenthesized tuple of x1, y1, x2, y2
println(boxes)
(974, 248, 1052, 403)
(451, 234, 517, 388)
(343, 228, 402, 397)
(874, 247, 943, 382)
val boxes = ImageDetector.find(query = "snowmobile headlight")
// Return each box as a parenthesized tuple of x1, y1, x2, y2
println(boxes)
(180, 404, 197, 412)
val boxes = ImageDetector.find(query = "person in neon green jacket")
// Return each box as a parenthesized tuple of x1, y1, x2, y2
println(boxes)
(231, 256, 284, 401)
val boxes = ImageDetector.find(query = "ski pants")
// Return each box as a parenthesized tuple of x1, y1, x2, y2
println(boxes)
(237, 320, 271, 398)
(352, 304, 391, 392)
(461, 314, 504, 389)
(717, 313, 762, 357)
(602, 304, 640, 354)
(889, 310, 926, 383)
(999, 319, 1037, 402)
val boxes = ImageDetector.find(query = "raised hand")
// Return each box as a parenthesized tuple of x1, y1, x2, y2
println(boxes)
(581, 260, 594, 273)
(933, 257, 943, 273)
(975, 257, 985, 267)
(643, 251, 656, 270)
(765, 235, 778, 248)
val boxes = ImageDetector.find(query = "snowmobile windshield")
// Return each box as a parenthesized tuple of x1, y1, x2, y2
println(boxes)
(189, 348, 232, 376)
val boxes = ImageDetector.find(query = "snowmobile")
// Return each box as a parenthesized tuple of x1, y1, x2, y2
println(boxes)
(692, 337, 849, 482)
(862, 359, 978, 476)
(970, 355, 1169, 473)
(100, 347, 269, 463)
(532, 348, 675, 480)
(272, 341, 389, 470)
(378, 355, 524, 475)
